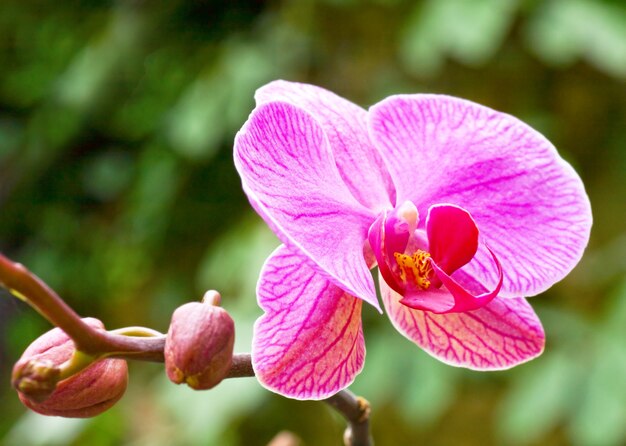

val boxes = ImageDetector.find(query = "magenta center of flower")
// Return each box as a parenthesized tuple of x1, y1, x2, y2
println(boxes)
(368, 201, 504, 314)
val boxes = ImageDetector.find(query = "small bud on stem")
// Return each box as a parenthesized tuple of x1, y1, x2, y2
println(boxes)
(165, 293, 235, 390)
(13, 318, 128, 418)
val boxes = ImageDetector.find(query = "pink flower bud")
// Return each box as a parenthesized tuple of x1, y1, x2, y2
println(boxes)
(13, 318, 128, 418)
(165, 293, 235, 390)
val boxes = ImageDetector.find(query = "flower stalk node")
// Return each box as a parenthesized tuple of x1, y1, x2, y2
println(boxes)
(355, 397, 371, 423)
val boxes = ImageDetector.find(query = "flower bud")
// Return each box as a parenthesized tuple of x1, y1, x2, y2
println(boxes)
(165, 292, 235, 390)
(13, 318, 128, 418)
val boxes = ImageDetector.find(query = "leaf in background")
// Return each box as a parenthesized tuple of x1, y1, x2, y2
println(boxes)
(0, 117, 22, 161)
(602, 278, 626, 337)
(0, 14, 87, 107)
(524, 0, 626, 78)
(350, 326, 405, 404)
(569, 280, 626, 446)
(4, 412, 88, 446)
(569, 338, 626, 446)
(81, 150, 134, 202)
(55, 5, 145, 111)
(166, 41, 275, 161)
(221, 42, 276, 131)
(351, 320, 460, 427)
(165, 70, 229, 161)
(400, 0, 518, 76)
(154, 372, 266, 446)
(496, 351, 583, 445)
(196, 216, 279, 315)
(396, 346, 460, 426)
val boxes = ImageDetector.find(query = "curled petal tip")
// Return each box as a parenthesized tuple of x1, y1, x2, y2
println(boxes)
(432, 246, 503, 314)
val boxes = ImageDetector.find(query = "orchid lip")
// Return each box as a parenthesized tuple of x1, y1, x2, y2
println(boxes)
(400, 245, 503, 314)
(393, 249, 433, 291)
(369, 201, 504, 314)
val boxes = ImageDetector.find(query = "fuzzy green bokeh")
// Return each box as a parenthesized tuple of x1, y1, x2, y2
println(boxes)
(0, 1, 624, 445)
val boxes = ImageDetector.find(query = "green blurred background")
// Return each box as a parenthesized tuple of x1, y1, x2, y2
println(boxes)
(0, 0, 625, 445)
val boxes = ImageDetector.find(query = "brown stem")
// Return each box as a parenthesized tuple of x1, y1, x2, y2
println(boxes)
(325, 390, 373, 446)
(109, 340, 253, 379)
(0, 253, 255, 371)
(0, 253, 110, 354)
(226, 353, 254, 378)
(104, 333, 166, 362)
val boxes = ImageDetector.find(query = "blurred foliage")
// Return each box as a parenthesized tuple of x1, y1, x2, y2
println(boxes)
(1, 0, 625, 445)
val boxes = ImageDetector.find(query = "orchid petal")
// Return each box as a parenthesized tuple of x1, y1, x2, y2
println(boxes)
(235, 101, 379, 310)
(253, 246, 365, 400)
(426, 203, 478, 274)
(256, 80, 395, 211)
(382, 270, 545, 369)
(369, 95, 592, 297)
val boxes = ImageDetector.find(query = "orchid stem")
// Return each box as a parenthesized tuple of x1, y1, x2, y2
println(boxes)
(325, 390, 373, 446)
(1, 251, 372, 444)
(0, 253, 110, 354)
(0, 252, 177, 362)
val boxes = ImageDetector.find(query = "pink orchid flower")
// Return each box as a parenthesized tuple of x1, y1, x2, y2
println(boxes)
(234, 80, 592, 400)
